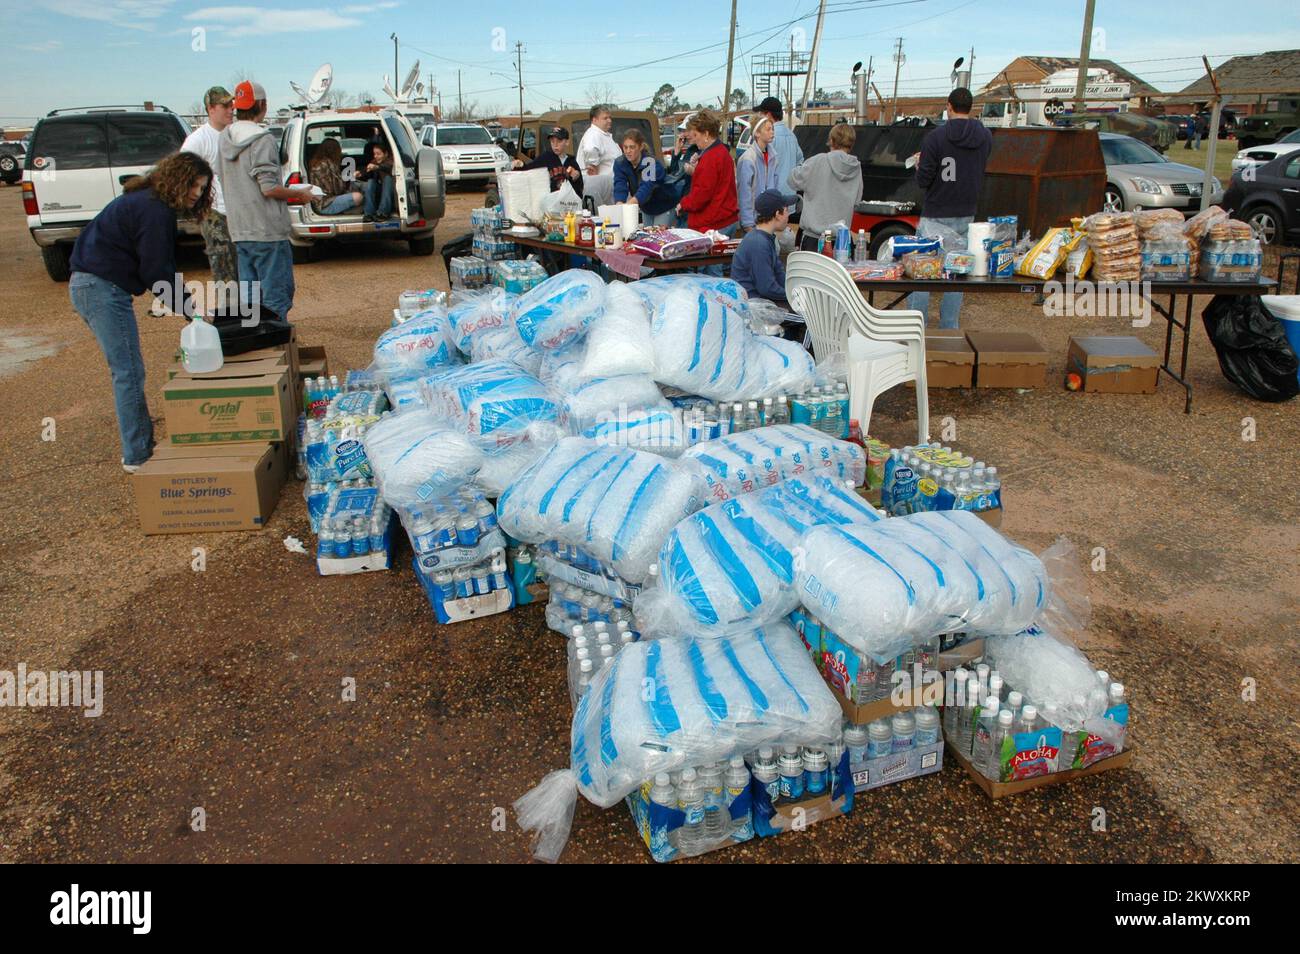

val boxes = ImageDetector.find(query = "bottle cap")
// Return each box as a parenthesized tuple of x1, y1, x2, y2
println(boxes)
(1022, 704, 1038, 721)
(655, 772, 671, 786)
(998, 709, 1014, 726)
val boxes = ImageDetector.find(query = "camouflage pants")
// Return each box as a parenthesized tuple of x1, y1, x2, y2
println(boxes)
(200, 211, 239, 312)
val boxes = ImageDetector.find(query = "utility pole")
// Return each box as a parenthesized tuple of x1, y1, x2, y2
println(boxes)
(890, 37, 905, 123)
(1073, 0, 1097, 114)
(723, 0, 738, 119)
(458, 69, 463, 120)
(797, 0, 828, 125)
(1199, 55, 1223, 211)
(865, 57, 873, 121)
(515, 40, 525, 140)
(390, 33, 398, 91)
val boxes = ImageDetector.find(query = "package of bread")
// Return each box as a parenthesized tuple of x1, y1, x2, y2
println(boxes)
(1183, 205, 1229, 242)
(1135, 208, 1186, 235)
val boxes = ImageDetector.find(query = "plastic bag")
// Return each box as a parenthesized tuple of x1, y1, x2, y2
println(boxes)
(511, 270, 607, 351)
(447, 286, 512, 355)
(650, 283, 752, 397)
(371, 308, 460, 384)
(683, 424, 867, 503)
(982, 629, 1109, 732)
(916, 219, 964, 252)
(475, 438, 552, 497)
(496, 437, 704, 583)
(541, 180, 583, 216)
(579, 281, 656, 378)
(361, 409, 485, 509)
(746, 334, 816, 398)
(642, 475, 882, 637)
(469, 323, 544, 376)
(581, 406, 686, 458)
(902, 250, 944, 279)
(420, 359, 565, 449)
(795, 510, 1049, 661)
(538, 344, 591, 394)
(1182, 205, 1229, 242)
(561, 374, 667, 430)
(630, 274, 747, 311)
(1200, 294, 1300, 401)
(515, 624, 842, 860)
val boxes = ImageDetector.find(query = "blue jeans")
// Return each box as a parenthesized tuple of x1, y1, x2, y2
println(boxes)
(320, 193, 359, 214)
(908, 215, 973, 329)
(364, 176, 396, 217)
(235, 240, 295, 321)
(705, 222, 740, 277)
(70, 271, 153, 466)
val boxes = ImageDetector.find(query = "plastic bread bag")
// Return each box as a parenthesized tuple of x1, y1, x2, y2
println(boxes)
(639, 475, 882, 637)
(579, 281, 656, 378)
(371, 308, 460, 385)
(468, 323, 544, 377)
(420, 359, 564, 451)
(446, 286, 513, 355)
(561, 374, 667, 431)
(511, 269, 608, 351)
(683, 424, 867, 503)
(794, 510, 1049, 662)
(581, 406, 686, 458)
(1014, 227, 1081, 280)
(1134, 208, 1186, 234)
(495, 437, 706, 583)
(1182, 204, 1229, 242)
(916, 218, 965, 252)
(514, 624, 842, 862)
(361, 408, 485, 510)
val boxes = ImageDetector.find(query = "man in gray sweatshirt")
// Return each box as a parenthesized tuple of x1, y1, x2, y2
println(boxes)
(788, 122, 863, 251)
(219, 81, 312, 320)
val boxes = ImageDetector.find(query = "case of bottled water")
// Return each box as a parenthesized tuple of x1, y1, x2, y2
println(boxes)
(514, 623, 843, 862)
(683, 424, 867, 503)
(413, 552, 516, 625)
(844, 709, 945, 793)
(304, 476, 376, 534)
(625, 758, 754, 862)
(639, 475, 882, 638)
(302, 391, 387, 484)
(796, 510, 1050, 663)
(745, 742, 853, 838)
(401, 487, 507, 575)
(496, 437, 705, 584)
(313, 486, 395, 576)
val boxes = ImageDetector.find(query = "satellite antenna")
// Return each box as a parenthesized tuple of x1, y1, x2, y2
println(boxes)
(399, 61, 420, 102)
(290, 63, 333, 108)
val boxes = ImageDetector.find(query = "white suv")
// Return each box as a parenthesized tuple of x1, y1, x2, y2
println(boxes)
(279, 107, 445, 260)
(418, 123, 511, 185)
(22, 105, 196, 281)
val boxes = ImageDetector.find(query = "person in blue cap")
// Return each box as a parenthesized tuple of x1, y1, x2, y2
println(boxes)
(732, 188, 796, 304)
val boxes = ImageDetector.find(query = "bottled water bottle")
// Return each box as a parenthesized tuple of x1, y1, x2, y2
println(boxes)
(751, 747, 780, 804)
(773, 394, 791, 425)
(650, 772, 678, 845)
(1006, 690, 1023, 715)
(724, 756, 750, 835)
(576, 658, 595, 696)
(822, 389, 842, 438)
(866, 719, 893, 759)
(676, 767, 705, 851)
(890, 710, 915, 751)
(854, 228, 869, 263)
(731, 402, 745, 432)
(1017, 704, 1039, 735)
(914, 705, 941, 747)
(988, 673, 1003, 702)
(971, 697, 998, 770)
(761, 397, 774, 426)
(835, 383, 850, 437)
(697, 762, 727, 839)
(959, 675, 981, 755)
(989, 709, 1014, 779)
(743, 401, 761, 431)
(944, 667, 968, 738)
(843, 723, 869, 764)
(802, 747, 830, 796)
(777, 746, 805, 801)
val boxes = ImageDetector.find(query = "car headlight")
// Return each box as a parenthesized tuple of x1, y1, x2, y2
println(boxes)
(493, 148, 508, 161)
(1130, 176, 1164, 195)
(1211, 177, 1222, 193)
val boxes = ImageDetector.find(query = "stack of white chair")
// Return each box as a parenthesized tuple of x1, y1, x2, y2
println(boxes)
(784, 251, 929, 443)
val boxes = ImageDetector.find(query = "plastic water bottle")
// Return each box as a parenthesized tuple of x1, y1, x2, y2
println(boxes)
(890, 710, 916, 751)
(180, 315, 223, 373)
(866, 719, 893, 759)
(822, 388, 842, 438)
(650, 772, 678, 844)
(576, 658, 595, 696)
(773, 394, 791, 425)
(971, 697, 999, 770)
(752, 747, 780, 804)
(854, 228, 869, 263)
(677, 767, 705, 851)
(915, 705, 941, 747)
(1006, 690, 1023, 715)
(777, 746, 805, 801)
(731, 402, 745, 432)
(959, 675, 981, 755)
(724, 756, 750, 835)
(843, 723, 869, 764)
(835, 384, 850, 437)
(802, 747, 830, 796)
(944, 666, 968, 738)
(697, 762, 727, 839)
(989, 709, 1014, 779)
(761, 397, 773, 426)
(743, 401, 761, 431)
(1018, 704, 1039, 736)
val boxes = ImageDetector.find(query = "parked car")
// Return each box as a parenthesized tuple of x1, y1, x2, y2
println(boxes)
(1197, 108, 1238, 139)
(418, 123, 511, 186)
(1221, 152, 1300, 246)
(1098, 132, 1221, 214)
(1235, 98, 1300, 149)
(511, 109, 662, 165)
(0, 140, 27, 183)
(494, 127, 536, 158)
(1231, 128, 1300, 173)
(22, 105, 194, 281)
(278, 107, 444, 261)
(1056, 112, 1175, 153)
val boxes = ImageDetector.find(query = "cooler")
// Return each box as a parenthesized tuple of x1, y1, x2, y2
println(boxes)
(1261, 295, 1300, 387)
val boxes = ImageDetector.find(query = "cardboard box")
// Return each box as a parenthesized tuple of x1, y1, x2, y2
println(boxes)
(966, 331, 1048, 389)
(850, 740, 944, 793)
(923, 333, 975, 388)
(751, 750, 854, 837)
(162, 365, 294, 445)
(819, 626, 941, 724)
(297, 344, 329, 381)
(625, 780, 753, 862)
(1066, 335, 1159, 394)
(165, 356, 287, 381)
(132, 442, 286, 534)
(937, 636, 986, 671)
(946, 739, 1134, 799)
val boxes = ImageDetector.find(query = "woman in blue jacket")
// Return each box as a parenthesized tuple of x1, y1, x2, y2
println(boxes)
(69, 151, 213, 471)
(612, 129, 677, 226)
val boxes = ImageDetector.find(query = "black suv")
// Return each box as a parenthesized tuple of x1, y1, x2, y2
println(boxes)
(1221, 152, 1300, 246)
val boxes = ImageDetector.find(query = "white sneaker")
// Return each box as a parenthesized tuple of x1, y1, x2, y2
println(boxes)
(121, 458, 142, 474)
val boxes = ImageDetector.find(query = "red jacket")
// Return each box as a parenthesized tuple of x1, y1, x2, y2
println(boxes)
(679, 140, 739, 232)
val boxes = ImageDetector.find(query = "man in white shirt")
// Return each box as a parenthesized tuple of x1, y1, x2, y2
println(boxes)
(181, 86, 238, 304)
(576, 104, 620, 207)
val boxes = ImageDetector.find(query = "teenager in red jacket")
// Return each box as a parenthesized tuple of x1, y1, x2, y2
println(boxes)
(677, 110, 738, 236)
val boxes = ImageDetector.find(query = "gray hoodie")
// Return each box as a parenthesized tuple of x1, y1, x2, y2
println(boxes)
(788, 149, 863, 236)
(219, 120, 290, 243)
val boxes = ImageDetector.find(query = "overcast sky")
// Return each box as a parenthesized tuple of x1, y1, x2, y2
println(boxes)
(3, 0, 1299, 123)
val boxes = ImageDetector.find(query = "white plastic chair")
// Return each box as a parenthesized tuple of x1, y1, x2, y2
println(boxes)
(784, 251, 929, 444)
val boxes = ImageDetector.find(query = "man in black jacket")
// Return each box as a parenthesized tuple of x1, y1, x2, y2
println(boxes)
(908, 86, 991, 329)
(512, 126, 584, 197)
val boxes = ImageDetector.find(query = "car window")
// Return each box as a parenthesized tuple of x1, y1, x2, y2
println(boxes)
(436, 127, 494, 146)
(1286, 157, 1300, 180)
(30, 118, 108, 170)
(108, 115, 186, 167)
(383, 117, 416, 166)
(1282, 129, 1300, 144)
(404, 113, 435, 134)
(1101, 137, 1164, 165)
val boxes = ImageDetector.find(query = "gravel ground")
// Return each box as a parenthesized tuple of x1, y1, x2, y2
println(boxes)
(0, 183, 1296, 864)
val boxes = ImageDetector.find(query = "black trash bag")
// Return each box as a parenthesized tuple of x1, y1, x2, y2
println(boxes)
(1201, 294, 1299, 402)
(205, 302, 293, 356)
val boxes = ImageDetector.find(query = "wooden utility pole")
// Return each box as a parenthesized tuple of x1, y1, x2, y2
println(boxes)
(457, 70, 463, 119)
(797, 0, 828, 125)
(890, 38, 905, 123)
(1073, 0, 1096, 113)
(515, 41, 525, 134)
(723, 0, 738, 116)
(1200, 55, 1223, 211)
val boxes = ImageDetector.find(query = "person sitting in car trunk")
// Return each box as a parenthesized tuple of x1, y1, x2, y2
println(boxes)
(357, 141, 397, 222)
(308, 138, 363, 215)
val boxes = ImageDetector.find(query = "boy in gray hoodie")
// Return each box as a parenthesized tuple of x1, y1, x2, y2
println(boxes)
(789, 122, 863, 251)
(219, 81, 312, 320)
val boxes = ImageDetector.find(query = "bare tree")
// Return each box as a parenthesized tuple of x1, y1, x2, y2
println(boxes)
(356, 90, 376, 106)
(322, 87, 353, 108)
(448, 99, 481, 122)
(583, 82, 618, 108)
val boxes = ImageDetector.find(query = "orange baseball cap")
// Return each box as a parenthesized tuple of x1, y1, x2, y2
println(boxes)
(232, 80, 267, 110)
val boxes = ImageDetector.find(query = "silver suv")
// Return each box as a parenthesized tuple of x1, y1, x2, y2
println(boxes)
(22, 105, 196, 281)
(418, 122, 511, 185)
(279, 108, 445, 261)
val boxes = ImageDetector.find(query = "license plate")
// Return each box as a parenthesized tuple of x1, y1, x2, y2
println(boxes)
(338, 222, 364, 234)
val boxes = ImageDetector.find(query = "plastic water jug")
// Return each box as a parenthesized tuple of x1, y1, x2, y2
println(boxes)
(180, 316, 223, 373)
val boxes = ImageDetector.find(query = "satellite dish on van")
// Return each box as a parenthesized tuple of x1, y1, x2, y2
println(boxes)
(399, 61, 421, 101)
(290, 63, 333, 107)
